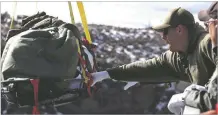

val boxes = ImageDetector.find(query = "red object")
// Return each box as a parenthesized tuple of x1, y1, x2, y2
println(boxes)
(78, 53, 93, 97)
(30, 79, 40, 114)
(216, 103, 218, 113)
(82, 37, 89, 46)
(201, 110, 217, 115)
(32, 106, 40, 114)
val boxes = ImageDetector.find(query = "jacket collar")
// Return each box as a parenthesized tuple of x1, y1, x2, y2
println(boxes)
(186, 23, 208, 54)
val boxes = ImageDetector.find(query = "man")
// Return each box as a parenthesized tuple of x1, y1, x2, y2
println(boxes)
(91, 7, 217, 85)
(90, 8, 217, 114)
(183, 2, 218, 114)
(91, 7, 216, 87)
(198, 1, 217, 52)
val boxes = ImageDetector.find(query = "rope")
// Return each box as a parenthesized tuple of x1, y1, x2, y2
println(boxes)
(76, 39, 89, 83)
(10, 2, 17, 29)
(68, 1, 93, 96)
(68, 1, 88, 83)
(68, 2, 75, 24)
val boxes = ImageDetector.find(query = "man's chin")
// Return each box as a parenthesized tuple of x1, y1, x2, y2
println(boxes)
(169, 47, 176, 52)
(169, 49, 180, 52)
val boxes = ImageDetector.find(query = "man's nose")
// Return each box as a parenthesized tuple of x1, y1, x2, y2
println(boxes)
(162, 35, 169, 42)
(163, 35, 170, 44)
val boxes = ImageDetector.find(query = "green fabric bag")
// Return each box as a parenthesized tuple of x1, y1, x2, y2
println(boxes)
(1, 15, 79, 81)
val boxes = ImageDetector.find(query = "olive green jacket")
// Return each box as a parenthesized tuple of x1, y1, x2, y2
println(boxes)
(107, 23, 217, 85)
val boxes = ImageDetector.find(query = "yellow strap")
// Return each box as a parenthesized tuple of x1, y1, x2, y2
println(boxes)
(10, 2, 17, 29)
(68, 2, 75, 24)
(68, 1, 88, 83)
(77, 1, 92, 44)
(76, 39, 89, 83)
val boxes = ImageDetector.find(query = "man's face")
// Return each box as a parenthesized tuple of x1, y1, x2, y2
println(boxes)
(161, 25, 188, 52)
(206, 18, 218, 45)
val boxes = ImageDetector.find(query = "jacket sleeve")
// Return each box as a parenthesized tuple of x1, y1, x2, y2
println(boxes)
(106, 50, 180, 83)
(200, 34, 217, 66)
(213, 46, 218, 65)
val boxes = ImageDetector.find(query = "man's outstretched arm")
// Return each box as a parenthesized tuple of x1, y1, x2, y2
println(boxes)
(91, 50, 182, 86)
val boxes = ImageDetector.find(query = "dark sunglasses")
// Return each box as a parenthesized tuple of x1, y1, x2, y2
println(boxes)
(163, 25, 178, 36)
(163, 28, 169, 36)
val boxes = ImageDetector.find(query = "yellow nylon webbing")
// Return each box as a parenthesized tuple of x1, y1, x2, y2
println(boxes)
(68, 1, 75, 24)
(10, 2, 17, 29)
(77, 1, 92, 44)
(68, 1, 88, 83)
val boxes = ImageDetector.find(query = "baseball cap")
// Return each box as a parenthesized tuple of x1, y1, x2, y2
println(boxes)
(152, 7, 195, 31)
(198, 2, 218, 21)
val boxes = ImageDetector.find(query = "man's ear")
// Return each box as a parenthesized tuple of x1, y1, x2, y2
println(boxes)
(176, 25, 184, 34)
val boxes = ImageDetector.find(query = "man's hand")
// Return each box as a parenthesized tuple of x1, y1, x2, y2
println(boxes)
(91, 71, 110, 86)
(183, 84, 207, 98)
(167, 93, 185, 115)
